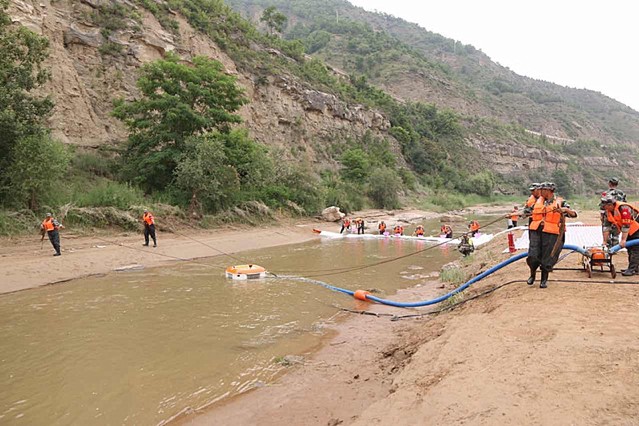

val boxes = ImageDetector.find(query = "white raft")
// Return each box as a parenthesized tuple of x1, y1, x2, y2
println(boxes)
(313, 229, 496, 247)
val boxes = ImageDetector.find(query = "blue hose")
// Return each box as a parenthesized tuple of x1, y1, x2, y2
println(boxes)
(609, 239, 639, 254)
(305, 244, 589, 308)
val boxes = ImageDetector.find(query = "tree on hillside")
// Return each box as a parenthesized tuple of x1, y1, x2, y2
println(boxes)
(0, 0, 53, 170)
(113, 54, 247, 192)
(6, 134, 70, 210)
(260, 6, 288, 36)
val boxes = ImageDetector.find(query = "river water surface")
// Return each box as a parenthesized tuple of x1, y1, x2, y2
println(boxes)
(0, 218, 502, 425)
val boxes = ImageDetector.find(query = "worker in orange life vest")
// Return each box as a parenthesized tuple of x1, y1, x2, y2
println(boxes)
(340, 216, 351, 234)
(506, 206, 520, 229)
(523, 183, 542, 225)
(600, 196, 639, 276)
(393, 225, 404, 236)
(468, 220, 480, 237)
(440, 224, 453, 239)
(526, 182, 577, 288)
(41, 213, 64, 256)
(378, 221, 387, 235)
(413, 225, 425, 237)
(142, 209, 157, 247)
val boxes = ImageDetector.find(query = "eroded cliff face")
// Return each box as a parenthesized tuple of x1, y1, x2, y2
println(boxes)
(8, 0, 393, 166)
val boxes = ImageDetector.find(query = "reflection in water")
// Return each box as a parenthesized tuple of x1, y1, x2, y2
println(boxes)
(0, 218, 501, 425)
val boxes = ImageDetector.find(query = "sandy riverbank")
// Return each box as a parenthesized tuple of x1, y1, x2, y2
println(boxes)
(178, 210, 639, 425)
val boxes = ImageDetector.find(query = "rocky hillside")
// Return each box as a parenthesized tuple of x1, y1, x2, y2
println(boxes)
(8, 0, 638, 194)
(227, 0, 639, 146)
(9, 0, 393, 168)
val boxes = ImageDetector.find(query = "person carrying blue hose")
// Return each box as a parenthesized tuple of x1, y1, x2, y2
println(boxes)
(526, 182, 577, 288)
(600, 195, 639, 276)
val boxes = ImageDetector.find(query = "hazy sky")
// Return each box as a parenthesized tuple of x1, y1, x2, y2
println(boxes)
(348, 0, 639, 112)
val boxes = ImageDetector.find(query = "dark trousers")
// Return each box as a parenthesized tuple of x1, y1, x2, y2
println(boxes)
(626, 230, 639, 271)
(47, 230, 61, 254)
(357, 224, 364, 234)
(144, 224, 157, 246)
(527, 229, 562, 273)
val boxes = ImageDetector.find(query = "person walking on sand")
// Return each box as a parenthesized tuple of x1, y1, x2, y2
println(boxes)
(526, 182, 577, 288)
(142, 209, 157, 247)
(41, 213, 64, 256)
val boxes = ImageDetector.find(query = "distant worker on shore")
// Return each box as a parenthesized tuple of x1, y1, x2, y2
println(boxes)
(41, 213, 64, 256)
(142, 209, 157, 247)
(600, 196, 639, 276)
(440, 224, 453, 239)
(355, 217, 365, 235)
(506, 206, 520, 229)
(468, 220, 480, 237)
(393, 225, 404, 236)
(526, 182, 577, 288)
(378, 221, 386, 235)
(458, 234, 474, 257)
(522, 183, 541, 226)
(340, 216, 351, 234)
(413, 225, 425, 237)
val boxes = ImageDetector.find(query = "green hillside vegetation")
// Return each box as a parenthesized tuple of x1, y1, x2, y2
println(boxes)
(1, 0, 635, 235)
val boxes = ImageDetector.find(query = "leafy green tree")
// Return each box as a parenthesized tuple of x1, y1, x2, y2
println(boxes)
(5, 135, 70, 210)
(367, 167, 402, 209)
(221, 128, 273, 188)
(113, 54, 247, 192)
(340, 148, 370, 183)
(0, 0, 53, 169)
(173, 134, 239, 214)
(260, 6, 288, 35)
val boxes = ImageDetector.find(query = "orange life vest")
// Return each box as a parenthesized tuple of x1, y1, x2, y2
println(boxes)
(469, 221, 480, 232)
(143, 212, 154, 225)
(606, 202, 639, 236)
(525, 195, 537, 208)
(42, 218, 55, 232)
(344, 218, 351, 227)
(415, 226, 424, 236)
(510, 211, 519, 221)
(529, 197, 563, 234)
(394, 226, 403, 235)
(378, 223, 386, 231)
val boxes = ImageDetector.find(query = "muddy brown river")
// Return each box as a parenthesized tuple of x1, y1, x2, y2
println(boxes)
(0, 218, 501, 425)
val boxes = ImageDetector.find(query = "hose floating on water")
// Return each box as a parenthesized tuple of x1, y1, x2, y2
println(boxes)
(295, 244, 590, 308)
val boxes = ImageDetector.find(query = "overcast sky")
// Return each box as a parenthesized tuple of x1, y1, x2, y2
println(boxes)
(348, 0, 639, 112)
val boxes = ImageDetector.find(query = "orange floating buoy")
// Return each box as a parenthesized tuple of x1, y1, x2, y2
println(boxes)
(353, 289, 371, 301)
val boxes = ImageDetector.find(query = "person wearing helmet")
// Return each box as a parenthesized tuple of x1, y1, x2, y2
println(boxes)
(600, 178, 627, 245)
(527, 182, 577, 288)
(522, 183, 541, 225)
(600, 196, 639, 276)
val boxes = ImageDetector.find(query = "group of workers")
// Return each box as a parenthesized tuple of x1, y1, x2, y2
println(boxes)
(520, 177, 638, 288)
(40, 209, 157, 256)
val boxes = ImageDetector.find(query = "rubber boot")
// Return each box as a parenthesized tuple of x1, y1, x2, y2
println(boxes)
(540, 270, 549, 288)
(527, 268, 536, 285)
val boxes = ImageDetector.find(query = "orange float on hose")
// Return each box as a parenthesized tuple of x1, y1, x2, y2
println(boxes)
(353, 290, 371, 301)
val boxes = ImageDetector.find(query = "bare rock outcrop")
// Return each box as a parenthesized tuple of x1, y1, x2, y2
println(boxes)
(321, 206, 345, 222)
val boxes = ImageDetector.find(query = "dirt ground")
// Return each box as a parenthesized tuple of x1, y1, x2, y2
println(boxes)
(178, 211, 639, 426)
(4, 208, 639, 425)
